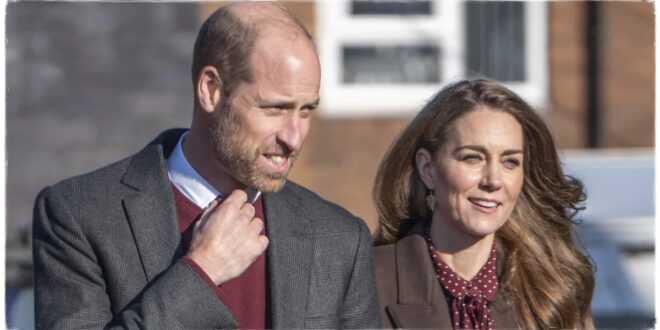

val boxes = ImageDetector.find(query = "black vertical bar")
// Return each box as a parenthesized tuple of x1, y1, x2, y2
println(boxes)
(587, 2, 600, 148)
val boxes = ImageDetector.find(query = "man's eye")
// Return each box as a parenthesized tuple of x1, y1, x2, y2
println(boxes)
(263, 106, 282, 114)
(299, 106, 316, 119)
(299, 109, 312, 119)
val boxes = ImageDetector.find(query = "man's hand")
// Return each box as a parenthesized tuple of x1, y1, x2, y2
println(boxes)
(186, 190, 269, 285)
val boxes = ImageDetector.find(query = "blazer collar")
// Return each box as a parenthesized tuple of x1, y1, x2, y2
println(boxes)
(388, 222, 516, 329)
(262, 183, 314, 329)
(387, 233, 451, 328)
(121, 128, 187, 280)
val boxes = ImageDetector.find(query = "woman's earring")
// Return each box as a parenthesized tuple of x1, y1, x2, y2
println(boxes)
(426, 190, 436, 212)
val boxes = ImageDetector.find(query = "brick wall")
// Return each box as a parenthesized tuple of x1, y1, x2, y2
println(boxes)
(289, 117, 409, 231)
(546, 2, 654, 148)
(547, 2, 589, 148)
(600, 2, 654, 147)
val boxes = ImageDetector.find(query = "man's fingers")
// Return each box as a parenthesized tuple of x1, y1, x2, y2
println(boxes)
(200, 199, 218, 219)
(239, 202, 256, 219)
(224, 189, 248, 205)
(249, 217, 264, 234)
(257, 235, 269, 250)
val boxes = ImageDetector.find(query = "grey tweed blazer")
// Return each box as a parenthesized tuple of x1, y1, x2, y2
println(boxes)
(33, 129, 380, 329)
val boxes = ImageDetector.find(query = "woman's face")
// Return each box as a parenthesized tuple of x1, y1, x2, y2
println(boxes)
(417, 108, 524, 241)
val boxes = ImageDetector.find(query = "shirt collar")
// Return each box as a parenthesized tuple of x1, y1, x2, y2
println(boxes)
(166, 131, 222, 209)
(166, 131, 262, 208)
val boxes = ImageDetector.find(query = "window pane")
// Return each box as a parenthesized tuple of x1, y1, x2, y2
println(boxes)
(342, 44, 440, 84)
(351, 1, 433, 16)
(465, 1, 525, 82)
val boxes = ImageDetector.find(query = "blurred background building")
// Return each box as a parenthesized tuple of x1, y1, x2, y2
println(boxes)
(5, 1, 654, 328)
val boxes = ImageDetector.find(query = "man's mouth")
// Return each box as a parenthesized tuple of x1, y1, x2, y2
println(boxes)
(263, 153, 290, 172)
(266, 154, 286, 166)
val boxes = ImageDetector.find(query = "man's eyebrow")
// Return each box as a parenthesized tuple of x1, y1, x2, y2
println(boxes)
(259, 100, 296, 108)
(305, 98, 320, 108)
(259, 98, 320, 109)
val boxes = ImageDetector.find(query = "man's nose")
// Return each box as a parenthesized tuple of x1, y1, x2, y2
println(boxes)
(480, 162, 502, 192)
(276, 114, 305, 152)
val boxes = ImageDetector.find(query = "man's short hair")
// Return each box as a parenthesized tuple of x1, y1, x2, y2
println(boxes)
(190, 4, 314, 106)
(191, 6, 256, 104)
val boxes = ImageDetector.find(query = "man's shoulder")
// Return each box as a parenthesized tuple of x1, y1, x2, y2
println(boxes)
(47, 155, 134, 200)
(277, 180, 356, 220)
(268, 180, 373, 237)
(45, 129, 183, 201)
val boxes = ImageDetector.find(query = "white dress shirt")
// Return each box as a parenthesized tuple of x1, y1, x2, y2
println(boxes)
(166, 132, 222, 209)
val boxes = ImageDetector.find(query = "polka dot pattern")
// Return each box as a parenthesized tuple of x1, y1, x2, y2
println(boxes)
(425, 232, 498, 330)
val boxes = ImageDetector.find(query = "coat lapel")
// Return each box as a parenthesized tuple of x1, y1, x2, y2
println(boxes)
(121, 130, 185, 281)
(263, 184, 314, 329)
(489, 286, 517, 328)
(387, 234, 451, 328)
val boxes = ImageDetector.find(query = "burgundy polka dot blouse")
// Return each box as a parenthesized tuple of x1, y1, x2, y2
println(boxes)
(425, 232, 498, 330)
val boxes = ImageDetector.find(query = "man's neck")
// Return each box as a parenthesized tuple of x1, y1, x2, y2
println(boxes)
(182, 128, 245, 196)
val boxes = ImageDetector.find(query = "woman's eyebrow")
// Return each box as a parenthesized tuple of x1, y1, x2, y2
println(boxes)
(454, 145, 487, 154)
(454, 145, 523, 156)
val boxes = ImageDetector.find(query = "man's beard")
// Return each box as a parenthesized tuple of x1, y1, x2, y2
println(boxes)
(209, 102, 299, 193)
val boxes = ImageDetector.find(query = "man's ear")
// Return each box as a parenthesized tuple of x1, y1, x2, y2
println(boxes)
(196, 65, 222, 114)
(415, 148, 436, 190)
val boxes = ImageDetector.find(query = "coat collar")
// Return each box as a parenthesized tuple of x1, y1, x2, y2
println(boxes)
(387, 233, 451, 328)
(121, 128, 188, 280)
(387, 222, 517, 329)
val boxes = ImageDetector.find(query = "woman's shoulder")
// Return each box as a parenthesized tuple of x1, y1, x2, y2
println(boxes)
(373, 243, 396, 259)
(373, 233, 428, 277)
(373, 243, 397, 280)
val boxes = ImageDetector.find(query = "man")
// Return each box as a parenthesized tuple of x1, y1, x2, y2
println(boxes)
(32, 2, 379, 328)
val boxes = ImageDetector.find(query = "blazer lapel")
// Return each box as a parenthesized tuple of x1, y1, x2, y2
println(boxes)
(387, 234, 451, 328)
(121, 132, 184, 281)
(489, 241, 517, 329)
(489, 285, 517, 328)
(263, 184, 314, 329)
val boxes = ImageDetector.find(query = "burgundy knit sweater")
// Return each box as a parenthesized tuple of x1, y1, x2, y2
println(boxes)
(173, 184, 270, 329)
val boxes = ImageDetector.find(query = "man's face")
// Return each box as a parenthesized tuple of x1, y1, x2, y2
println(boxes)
(210, 34, 321, 192)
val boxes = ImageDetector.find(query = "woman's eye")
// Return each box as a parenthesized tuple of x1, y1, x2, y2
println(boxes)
(503, 158, 521, 169)
(461, 154, 482, 163)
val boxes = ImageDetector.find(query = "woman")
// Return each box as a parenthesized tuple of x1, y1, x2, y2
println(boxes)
(373, 79, 594, 329)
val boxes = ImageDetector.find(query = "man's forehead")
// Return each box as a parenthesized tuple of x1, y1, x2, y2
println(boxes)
(249, 28, 319, 72)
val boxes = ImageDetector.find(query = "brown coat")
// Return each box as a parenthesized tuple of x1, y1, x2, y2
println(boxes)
(374, 228, 517, 329)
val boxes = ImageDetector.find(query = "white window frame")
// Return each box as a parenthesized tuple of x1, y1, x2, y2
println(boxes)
(316, 0, 548, 117)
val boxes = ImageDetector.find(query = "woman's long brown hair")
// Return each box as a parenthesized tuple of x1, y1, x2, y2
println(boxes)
(373, 79, 595, 329)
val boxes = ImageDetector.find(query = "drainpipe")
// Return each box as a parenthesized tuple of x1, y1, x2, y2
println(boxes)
(586, 2, 600, 148)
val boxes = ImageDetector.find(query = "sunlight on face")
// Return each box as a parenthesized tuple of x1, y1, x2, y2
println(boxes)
(431, 109, 524, 241)
(211, 33, 320, 192)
